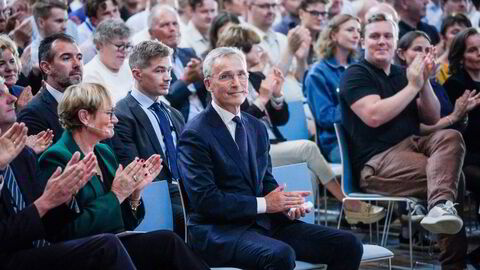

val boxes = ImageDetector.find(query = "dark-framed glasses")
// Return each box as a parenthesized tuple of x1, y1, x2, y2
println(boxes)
(109, 42, 133, 52)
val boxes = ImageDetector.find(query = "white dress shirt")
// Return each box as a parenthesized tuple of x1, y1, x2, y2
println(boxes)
(210, 100, 267, 214)
(178, 21, 209, 57)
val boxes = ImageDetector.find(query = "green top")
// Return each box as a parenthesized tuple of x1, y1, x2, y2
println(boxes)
(38, 131, 145, 242)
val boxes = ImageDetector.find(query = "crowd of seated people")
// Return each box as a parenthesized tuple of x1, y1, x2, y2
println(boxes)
(3, 0, 480, 268)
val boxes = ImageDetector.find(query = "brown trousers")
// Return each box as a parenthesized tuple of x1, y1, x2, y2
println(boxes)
(359, 129, 467, 269)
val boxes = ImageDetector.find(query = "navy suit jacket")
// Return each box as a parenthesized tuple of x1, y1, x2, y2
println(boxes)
(113, 92, 185, 183)
(177, 104, 288, 266)
(0, 147, 73, 259)
(165, 47, 209, 121)
(17, 87, 64, 143)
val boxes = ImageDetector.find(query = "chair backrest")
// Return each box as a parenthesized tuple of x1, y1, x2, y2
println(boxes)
(334, 123, 360, 197)
(272, 163, 315, 224)
(135, 180, 174, 231)
(277, 101, 310, 141)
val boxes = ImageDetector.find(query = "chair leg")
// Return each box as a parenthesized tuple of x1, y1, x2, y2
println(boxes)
(324, 187, 328, 226)
(381, 202, 393, 246)
(388, 258, 392, 270)
(337, 202, 345, 229)
(408, 204, 413, 270)
(383, 203, 395, 246)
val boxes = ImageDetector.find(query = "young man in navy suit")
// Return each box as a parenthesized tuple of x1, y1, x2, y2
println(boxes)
(113, 40, 185, 237)
(0, 78, 136, 270)
(177, 46, 363, 269)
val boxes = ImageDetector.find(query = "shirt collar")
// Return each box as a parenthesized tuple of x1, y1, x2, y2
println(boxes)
(45, 82, 64, 103)
(211, 100, 241, 126)
(131, 87, 158, 108)
(187, 21, 206, 42)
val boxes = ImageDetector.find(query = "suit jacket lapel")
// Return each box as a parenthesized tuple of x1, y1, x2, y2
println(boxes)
(126, 95, 168, 163)
(206, 105, 255, 192)
(41, 88, 59, 118)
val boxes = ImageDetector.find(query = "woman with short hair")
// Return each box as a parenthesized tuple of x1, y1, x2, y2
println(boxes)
(38, 82, 209, 270)
(83, 19, 134, 104)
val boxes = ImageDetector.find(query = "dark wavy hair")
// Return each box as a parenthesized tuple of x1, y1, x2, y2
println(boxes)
(208, 11, 240, 50)
(448, 27, 479, 75)
(394, 31, 431, 67)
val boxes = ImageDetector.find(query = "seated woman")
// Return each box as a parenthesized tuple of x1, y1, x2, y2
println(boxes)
(216, 25, 385, 225)
(435, 13, 471, 85)
(304, 14, 360, 164)
(204, 11, 240, 58)
(395, 30, 477, 134)
(37, 83, 208, 270)
(444, 27, 480, 206)
(83, 19, 134, 104)
(0, 34, 33, 111)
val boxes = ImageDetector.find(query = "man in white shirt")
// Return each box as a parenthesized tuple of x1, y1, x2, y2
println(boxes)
(245, 0, 310, 82)
(179, 0, 217, 57)
(18, 33, 83, 142)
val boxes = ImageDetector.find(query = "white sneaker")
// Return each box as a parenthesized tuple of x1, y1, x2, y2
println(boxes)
(420, 200, 463, 235)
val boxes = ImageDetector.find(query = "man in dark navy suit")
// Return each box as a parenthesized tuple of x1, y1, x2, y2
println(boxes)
(0, 77, 136, 270)
(177, 46, 363, 270)
(146, 4, 209, 122)
(18, 33, 83, 143)
(113, 40, 185, 237)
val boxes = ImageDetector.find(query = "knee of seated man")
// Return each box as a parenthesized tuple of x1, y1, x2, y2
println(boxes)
(297, 140, 320, 158)
(437, 129, 465, 149)
(265, 244, 296, 270)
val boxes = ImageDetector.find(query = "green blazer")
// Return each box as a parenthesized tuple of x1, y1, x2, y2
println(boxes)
(37, 131, 145, 242)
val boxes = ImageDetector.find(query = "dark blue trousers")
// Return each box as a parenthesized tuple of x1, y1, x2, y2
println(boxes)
(4, 233, 136, 270)
(229, 221, 363, 270)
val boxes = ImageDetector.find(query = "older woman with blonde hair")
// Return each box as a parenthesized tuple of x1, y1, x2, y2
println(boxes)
(0, 35, 33, 110)
(37, 82, 209, 270)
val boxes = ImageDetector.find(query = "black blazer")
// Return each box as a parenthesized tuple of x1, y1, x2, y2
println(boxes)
(165, 47, 209, 121)
(241, 71, 289, 143)
(0, 147, 73, 257)
(17, 87, 64, 142)
(177, 104, 289, 266)
(113, 92, 185, 182)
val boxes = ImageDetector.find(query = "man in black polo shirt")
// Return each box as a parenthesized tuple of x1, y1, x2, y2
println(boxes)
(394, 0, 440, 45)
(339, 13, 466, 268)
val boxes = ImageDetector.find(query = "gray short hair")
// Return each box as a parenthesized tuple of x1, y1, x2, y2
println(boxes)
(129, 40, 172, 70)
(93, 19, 131, 47)
(203, 46, 246, 77)
(147, 4, 178, 29)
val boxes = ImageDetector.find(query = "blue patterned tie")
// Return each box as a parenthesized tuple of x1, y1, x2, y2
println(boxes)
(3, 166, 48, 247)
(150, 102, 180, 180)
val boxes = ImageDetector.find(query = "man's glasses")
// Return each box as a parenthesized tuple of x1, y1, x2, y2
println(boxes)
(109, 42, 133, 52)
(305, 10, 328, 17)
(252, 3, 278, 10)
(213, 71, 249, 82)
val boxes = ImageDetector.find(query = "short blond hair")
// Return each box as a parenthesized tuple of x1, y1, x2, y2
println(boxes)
(0, 35, 21, 72)
(58, 83, 112, 131)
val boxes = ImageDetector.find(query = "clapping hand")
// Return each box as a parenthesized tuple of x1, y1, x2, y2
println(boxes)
(465, 89, 480, 112)
(0, 122, 27, 170)
(26, 129, 54, 154)
(265, 185, 310, 214)
(16, 86, 33, 111)
(34, 152, 96, 217)
(111, 158, 145, 203)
